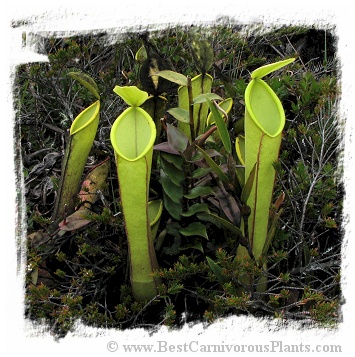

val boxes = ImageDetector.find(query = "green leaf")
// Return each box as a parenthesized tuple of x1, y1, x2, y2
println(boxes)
(163, 192, 182, 220)
(192, 166, 213, 179)
(156, 70, 188, 86)
(160, 169, 183, 204)
(181, 203, 210, 217)
(206, 98, 231, 154)
(68, 71, 100, 100)
(179, 222, 208, 240)
(167, 107, 190, 124)
(179, 240, 204, 253)
(160, 157, 184, 186)
(113, 85, 149, 107)
(197, 212, 244, 238)
(235, 166, 245, 189)
(193, 93, 223, 104)
(196, 145, 229, 183)
(184, 186, 214, 199)
(206, 257, 229, 285)
(160, 151, 184, 170)
(241, 163, 257, 204)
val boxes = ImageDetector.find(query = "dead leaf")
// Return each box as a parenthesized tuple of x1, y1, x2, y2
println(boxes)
(77, 157, 110, 208)
(58, 208, 91, 231)
(212, 182, 241, 226)
(57, 158, 110, 233)
(28, 231, 51, 248)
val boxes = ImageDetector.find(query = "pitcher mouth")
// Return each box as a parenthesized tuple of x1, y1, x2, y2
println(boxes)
(110, 107, 156, 161)
(245, 79, 285, 138)
(70, 100, 100, 135)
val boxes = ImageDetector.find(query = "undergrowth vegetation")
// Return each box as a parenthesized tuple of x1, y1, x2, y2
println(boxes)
(15, 25, 343, 338)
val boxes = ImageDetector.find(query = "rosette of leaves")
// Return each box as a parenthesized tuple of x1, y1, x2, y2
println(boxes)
(153, 95, 245, 257)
